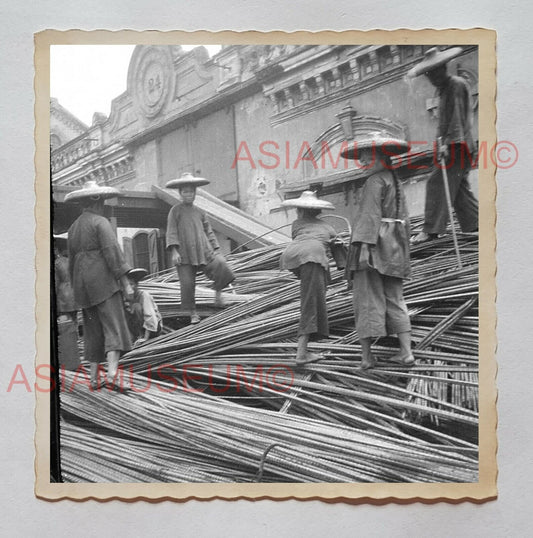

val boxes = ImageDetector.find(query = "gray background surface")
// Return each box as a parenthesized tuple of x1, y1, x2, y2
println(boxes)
(1, 1, 530, 535)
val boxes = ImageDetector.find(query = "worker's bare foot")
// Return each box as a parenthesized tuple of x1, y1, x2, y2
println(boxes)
(90, 379, 100, 391)
(410, 232, 437, 245)
(295, 352, 321, 366)
(190, 313, 201, 324)
(391, 353, 415, 366)
(109, 382, 129, 393)
(360, 353, 377, 370)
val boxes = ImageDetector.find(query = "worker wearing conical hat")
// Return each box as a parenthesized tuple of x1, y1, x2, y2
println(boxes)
(165, 173, 235, 324)
(408, 47, 478, 244)
(343, 133, 414, 369)
(279, 191, 338, 365)
(124, 268, 162, 347)
(65, 181, 133, 390)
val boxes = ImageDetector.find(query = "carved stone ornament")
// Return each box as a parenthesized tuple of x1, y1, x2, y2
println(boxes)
(128, 46, 175, 119)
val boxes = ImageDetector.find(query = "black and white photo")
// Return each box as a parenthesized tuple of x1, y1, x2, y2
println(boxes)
(35, 30, 497, 501)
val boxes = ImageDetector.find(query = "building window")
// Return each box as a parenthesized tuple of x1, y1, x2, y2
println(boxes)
(377, 47, 394, 71)
(275, 90, 288, 111)
(400, 45, 416, 62)
(339, 63, 352, 85)
(322, 70, 335, 91)
(305, 78, 319, 99)
(132, 230, 160, 274)
(290, 84, 303, 105)
(358, 54, 373, 78)
(132, 232, 150, 273)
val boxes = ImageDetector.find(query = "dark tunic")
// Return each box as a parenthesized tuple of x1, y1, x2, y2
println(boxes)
(347, 171, 411, 280)
(423, 75, 478, 234)
(280, 217, 337, 338)
(437, 75, 474, 152)
(68, 208, 132, 360)
(347, 170, 411, 339)
(166, 203, 220, 266)
(68, 208, 131, 309)
(280, 217, 336, 275)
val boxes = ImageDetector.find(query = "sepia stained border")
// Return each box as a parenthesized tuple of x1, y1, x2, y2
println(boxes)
(34, 28, 497, 503)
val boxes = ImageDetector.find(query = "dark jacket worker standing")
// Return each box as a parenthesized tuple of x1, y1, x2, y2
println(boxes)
(409, 47, 479, 244)
(342, 133, 414, 370)
(66, 181, 133, 390)
(165, 173, 235, 325)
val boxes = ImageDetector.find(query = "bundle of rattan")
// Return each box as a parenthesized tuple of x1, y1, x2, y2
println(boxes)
(59, 373, 478, 483)
(63, 232, 480, 482)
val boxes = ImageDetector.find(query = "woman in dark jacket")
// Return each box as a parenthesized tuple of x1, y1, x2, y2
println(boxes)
(66, 181, 133, 390)
(165, 173, 234, 325)
(342, 133, 414, 369)
(280, 191, 337, 365)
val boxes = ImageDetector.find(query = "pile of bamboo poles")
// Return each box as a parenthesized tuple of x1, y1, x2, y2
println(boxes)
(60, 371, 478, 483)
(139, 280, 259, 320)
(60, 232, 480, 483)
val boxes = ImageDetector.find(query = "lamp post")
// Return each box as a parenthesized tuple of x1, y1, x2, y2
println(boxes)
(336, 104, 357, 141)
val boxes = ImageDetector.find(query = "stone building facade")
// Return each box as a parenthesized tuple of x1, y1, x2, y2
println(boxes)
(50, 98, 88, 150)
(51, 43, 479, 230)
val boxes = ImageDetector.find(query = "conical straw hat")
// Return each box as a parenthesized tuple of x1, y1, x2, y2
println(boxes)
(166, 172, 210, 188)
(64, 180, 120, 203)
(340, 132, 409, 160)
(127, 268, 149, 281)
(407, 47, 463, 78)
(281, 191, 335, 210)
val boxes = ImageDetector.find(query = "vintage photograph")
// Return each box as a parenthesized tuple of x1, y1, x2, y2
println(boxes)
(37, 31, 496, 500)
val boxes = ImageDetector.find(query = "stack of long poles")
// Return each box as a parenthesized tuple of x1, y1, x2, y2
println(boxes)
(61, 233, 480, 483)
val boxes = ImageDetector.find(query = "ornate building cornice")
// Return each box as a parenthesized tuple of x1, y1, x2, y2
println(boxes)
(52, 141, 135, 188)
(264, 45, 478, 126)
(50, 98, 88, 134)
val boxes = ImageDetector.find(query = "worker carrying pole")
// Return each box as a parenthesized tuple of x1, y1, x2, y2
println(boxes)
(408, 46, 478, 252)
(438, 136, 463, 269)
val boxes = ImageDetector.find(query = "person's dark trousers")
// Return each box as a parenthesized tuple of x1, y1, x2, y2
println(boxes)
(423, 143, 478, 234)
(177, 264, 197, 315)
